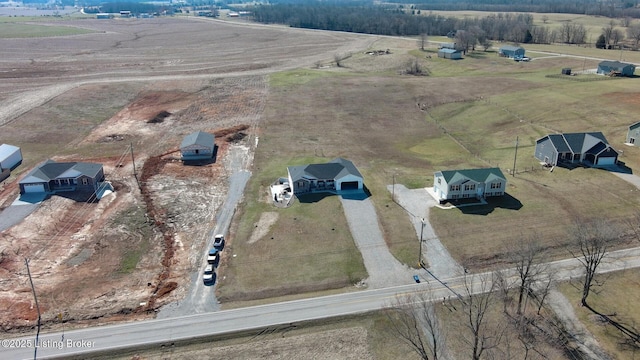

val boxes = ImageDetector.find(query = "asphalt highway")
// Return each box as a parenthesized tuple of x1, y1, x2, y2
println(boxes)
(3, 247, 640, 359)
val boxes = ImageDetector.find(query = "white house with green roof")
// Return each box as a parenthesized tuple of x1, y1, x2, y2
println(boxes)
(433, 168, 506, 203)
(287, 158, 363, 195)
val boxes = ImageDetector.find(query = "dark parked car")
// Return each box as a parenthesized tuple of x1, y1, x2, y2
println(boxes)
(213, 234, 225, 249)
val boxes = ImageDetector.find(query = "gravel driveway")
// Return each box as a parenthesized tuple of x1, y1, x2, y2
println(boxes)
(387, 184, 463, 279)
(340, 196, 417, 288)
(340, 184, 464, 288)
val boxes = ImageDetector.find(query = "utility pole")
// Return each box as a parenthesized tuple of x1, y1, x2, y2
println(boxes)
(392, 173, 396, 203)
(512, 136, 519, 177)
(419, 218, 425, 267)
(25, 258, 41, 360)
(131, 143, 141, 190)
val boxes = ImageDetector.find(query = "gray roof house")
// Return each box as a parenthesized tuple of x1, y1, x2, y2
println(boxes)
(287, 158, 363, 195)
(597, 61, 636, 77)
(433, 168, 506, 203)
(180, 131, 215, 161)
(627, 121, 640, 145)
(0, 144, 22, 172)
(499, 45, 525, 59)
(19, 160, 106, 201)
(534, 132, 618, 167)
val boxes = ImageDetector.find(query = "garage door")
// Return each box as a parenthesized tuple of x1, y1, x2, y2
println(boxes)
(597, 157, 616, 166)
(23, 183, 45, 193)
(340, 181, 360, 191)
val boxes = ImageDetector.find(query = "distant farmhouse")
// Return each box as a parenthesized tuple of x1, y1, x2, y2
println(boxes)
(535, 132, 618, 167)
(498, 45, 525, 59)
(597, 61, 636, 77)
(627, 121, 640, 145)
(19, 160, 107, 201)
(433, 168, 506, 203)
(180, 131, 215, 162)
(287, 158, 363, 195)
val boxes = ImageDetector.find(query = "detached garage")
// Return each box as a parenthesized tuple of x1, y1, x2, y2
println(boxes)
(0, 144, 22, 172)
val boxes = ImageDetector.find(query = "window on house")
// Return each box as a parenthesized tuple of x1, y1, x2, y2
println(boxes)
(491, 182, 501, 189)
(464, 184, 475, 191)
(437, 178, 441, 184)
(82, 178, 89, 185)
(450, 184, 460, 191)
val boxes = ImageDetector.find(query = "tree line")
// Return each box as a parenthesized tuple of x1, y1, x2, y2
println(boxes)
(251, 4, 594, 45)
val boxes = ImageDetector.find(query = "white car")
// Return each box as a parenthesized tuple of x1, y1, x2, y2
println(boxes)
(203, 264, 215, 284)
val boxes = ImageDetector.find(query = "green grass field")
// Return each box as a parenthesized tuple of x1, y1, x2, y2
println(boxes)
(217, 27, 640, 302)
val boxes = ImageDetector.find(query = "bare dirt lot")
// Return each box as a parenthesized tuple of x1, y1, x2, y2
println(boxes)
(0, 17, 375, 332)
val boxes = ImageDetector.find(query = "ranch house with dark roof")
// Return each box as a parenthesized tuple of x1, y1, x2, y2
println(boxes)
(180, 131, 215, 161)
(287, 158, 363, 195)
(534, 132, 618, 167)
(19, 160, 106, 200)
(433, 168, 506, 203)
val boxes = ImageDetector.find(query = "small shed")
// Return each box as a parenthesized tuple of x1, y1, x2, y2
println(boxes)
(597, 61, 636, 77)
(438, 48, 462, 60)
(499, 45, 525, 59)
(0, 144, 22, 172)
(180, 131, 215, 161)
(561, 68, 572, 75)
(627, 121, 640, 145)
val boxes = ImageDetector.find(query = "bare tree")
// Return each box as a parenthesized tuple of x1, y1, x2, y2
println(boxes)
(602, 21, 616, 48)
(568, 218, 615, 306)
(386, 292, 443, 360)
(418, 33, 429, 51)
(541, 15, 549, 24)
(611, 28, 625, 48)
(460, 273, 502, 360)
(454, 30, 475, 54)
(627, 24, 640, 48)
(510, 233, 546, 315)
(570, 219, 640, 346)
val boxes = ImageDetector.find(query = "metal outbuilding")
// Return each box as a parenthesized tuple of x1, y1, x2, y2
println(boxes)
(498, 45, 525, 59)
(597, 61, 636, 77)
(0, 144, 22, 172)
(438, 48, 462, 60)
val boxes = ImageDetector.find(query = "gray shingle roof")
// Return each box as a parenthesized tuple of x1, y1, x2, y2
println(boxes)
(288, 158, 362, 182)
(540, 132, 611, 155)
(180, 131, 214, 149)
(438, 168, 505, 183)
(20, 160, 103, 184)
